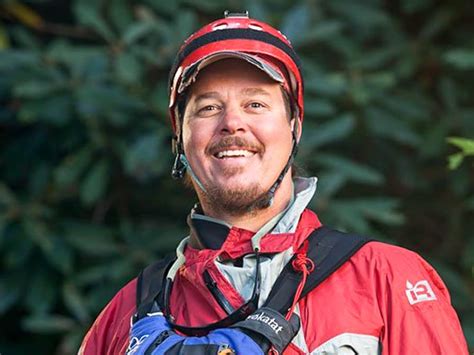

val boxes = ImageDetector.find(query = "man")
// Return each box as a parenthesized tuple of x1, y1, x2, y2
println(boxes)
(79, 12, 468, 354)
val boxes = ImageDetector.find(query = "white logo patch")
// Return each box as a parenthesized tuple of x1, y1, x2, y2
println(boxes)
(126, 335, 149, 355)
(405, 280, 437, 305)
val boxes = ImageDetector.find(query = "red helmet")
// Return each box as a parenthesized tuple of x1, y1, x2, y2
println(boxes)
(168, 11, 304, 134)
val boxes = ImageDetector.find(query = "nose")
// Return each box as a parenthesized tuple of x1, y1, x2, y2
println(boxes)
(218, 106, 246, 134)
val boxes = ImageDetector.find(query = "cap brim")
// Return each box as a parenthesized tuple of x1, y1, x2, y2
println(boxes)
(177, 51, 285, 94)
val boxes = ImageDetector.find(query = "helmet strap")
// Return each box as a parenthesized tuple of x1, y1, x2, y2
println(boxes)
(171, 137, 187, 179)
(263, 129, 298, 207)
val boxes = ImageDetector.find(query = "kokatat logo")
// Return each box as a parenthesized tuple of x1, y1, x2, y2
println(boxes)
(405, 280, 437, 305)
(126, 335, 149, 355)
(247, 312, 283, 334)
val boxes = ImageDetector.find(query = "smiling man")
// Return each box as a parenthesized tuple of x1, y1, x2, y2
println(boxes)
(181, 58, 296, 227)
(79, 12, 468, 355)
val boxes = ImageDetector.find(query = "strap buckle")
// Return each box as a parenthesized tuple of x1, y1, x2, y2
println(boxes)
(224, 10, 249, 18)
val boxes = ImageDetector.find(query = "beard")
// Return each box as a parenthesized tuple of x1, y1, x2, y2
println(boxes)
(186, 135, 273, 215)
(204, 181, 273, 216)
(184, 172, 272, 216)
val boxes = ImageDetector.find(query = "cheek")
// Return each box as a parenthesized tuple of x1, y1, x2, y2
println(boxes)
(182, 123, 211, 157)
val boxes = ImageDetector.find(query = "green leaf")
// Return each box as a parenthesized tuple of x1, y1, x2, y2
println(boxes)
(0, 49, 41, 70)
(22, 218, 54, 252)
(304, 99, 336, 117)
(13, 81, 58, 99)
(420, 8, 454, 40)
(401, 0, 433, 14)
(80, 159, 109, 206)
(46, 41, 108, 80)
(63, 282, 91, 323)
(143, 0, 179, 16)
(281, 4, 311, 44)
(305, 73, 348, 97)
(299, 21, 344, 46)
(0, 275, 21, 314)
(54, 146, 94, 187)
(9, 26, 40, 49)
(314, 171, 348, 198)
(328, 1, 390, 28)
(438, 77, 458, 112)
(73, 1, 115, 42)
(351, 47, 400, 70)
(448, 152, 464, 170)
(75, 84, 144, 119)
(109, 0, 134, 32)
(444, 49, 474, 70)
(115, 52, 143, 84)
(17, 94, 73, 125)
(22, 218, 74, 273)
(365, 106, 421, 146)
(124, 132, 168, 180)
(447, 137, 474, 154)
(122, 21, 156, 46)
(22, 314, 76, 333)
(0, 182, 18, 208)
(181, 0, 224, 12)
(316, 154, 385, 186)
(63, 221, 119, 256)
(4, 231, 34, 268)
(461, 237, 474, 275)
(428, 259, 473, 310)
(376, 93, 430, 122)
(24, 267, 58, 314)
(327, 197, 404, 234)
(174, 10, 198, 43)
(76, 259, 135, 286)
(301, 114, 355, 151)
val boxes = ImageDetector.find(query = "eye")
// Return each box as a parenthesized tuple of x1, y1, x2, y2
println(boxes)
(249, 102, 264, 108)
(246, 101, 268, 112)
(197, 104, 221, 117)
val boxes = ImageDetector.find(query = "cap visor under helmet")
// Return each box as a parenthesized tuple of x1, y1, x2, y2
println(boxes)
(176, 51, 286, 95)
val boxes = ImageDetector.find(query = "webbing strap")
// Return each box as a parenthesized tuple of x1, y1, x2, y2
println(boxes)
(135, 255, 175, 321)
(264, 226, 371, 313)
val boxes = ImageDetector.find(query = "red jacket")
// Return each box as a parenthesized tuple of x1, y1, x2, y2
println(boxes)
(79, 209, 468, 354)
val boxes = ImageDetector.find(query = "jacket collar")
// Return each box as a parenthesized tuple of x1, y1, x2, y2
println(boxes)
(188, 177, 318, 251)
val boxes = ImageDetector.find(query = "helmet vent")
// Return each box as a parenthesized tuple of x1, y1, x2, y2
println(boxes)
(212, 22, 228, 30)
(249, 23, 263, 31)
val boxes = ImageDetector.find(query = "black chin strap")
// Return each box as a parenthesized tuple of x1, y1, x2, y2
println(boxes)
(262, 129, 298, 207)
(171, 136, 186, 180)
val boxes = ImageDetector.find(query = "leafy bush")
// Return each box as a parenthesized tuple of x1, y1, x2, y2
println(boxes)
(1, 0, 473, 353)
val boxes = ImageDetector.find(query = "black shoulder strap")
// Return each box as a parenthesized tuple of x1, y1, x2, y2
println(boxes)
(135, 254, 176, 321)
(135, 226, 371, 320)
(264, 226, 371, 313)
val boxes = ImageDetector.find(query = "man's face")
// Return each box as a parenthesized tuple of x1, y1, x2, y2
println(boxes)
(181, 58, 295, 215)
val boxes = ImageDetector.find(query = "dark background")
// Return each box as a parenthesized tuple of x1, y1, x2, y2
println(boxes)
(0, 0, 473, 353)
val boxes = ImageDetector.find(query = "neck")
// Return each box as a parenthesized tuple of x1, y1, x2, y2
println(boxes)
(197, 174, 294, 232)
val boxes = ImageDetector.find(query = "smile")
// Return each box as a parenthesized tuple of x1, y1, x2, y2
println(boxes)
(215, 149, 256, 159)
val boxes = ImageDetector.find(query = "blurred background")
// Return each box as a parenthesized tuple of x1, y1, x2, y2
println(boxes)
(0, 0, 473, 353)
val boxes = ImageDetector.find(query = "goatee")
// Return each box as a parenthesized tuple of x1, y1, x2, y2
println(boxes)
(204, 183, 272, 216)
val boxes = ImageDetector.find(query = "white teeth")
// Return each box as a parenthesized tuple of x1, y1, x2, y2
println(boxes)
(216, 150, 254, 158)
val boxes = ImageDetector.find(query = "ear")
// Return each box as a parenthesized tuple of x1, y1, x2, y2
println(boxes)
(291, 116, 303, 143)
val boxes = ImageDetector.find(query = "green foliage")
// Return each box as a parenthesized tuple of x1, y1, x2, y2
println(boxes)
(0, 0, 473, 353)
(448, 137, 474, 170)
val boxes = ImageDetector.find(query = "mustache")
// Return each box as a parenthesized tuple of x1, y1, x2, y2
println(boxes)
(206, 136, 264, 155)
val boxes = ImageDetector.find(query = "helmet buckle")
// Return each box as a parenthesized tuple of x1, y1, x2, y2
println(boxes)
(224, 10, 249, 18)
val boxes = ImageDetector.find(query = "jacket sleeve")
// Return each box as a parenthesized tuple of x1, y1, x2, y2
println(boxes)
(78, 279, 137, 355)
(376, 244, 469, 354)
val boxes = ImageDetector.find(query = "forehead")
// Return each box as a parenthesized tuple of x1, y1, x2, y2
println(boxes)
(188, 58, 280, 97)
